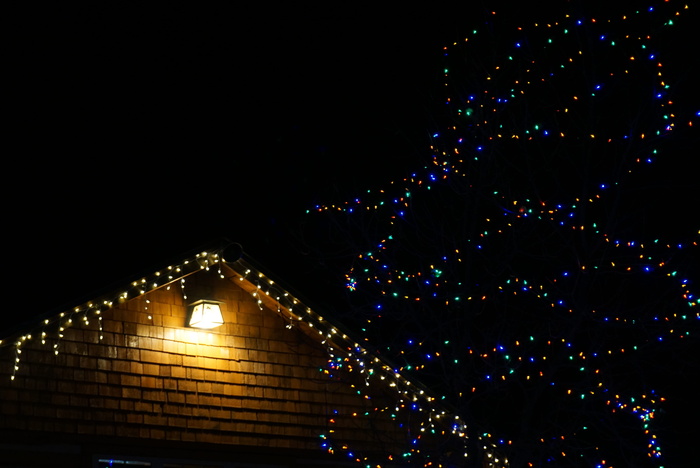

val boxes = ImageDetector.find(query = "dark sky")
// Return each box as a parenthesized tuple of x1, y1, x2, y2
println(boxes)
(4, 1, 698, 331)
(3, 2, 471, 330)
(3, 2, 700, 464)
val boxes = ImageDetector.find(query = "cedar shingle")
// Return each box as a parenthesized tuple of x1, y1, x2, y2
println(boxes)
(142, 362, 160, 376)
(141, 376, 160, 389)
(121, 386, 142, 399)
(0, 266, 416, 460)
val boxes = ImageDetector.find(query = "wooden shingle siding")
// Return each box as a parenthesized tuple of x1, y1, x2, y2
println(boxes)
(0, 266, 410, 465)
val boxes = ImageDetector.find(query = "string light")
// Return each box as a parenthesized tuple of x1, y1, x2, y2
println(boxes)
(2, 3, 695, 466)
(307, 1, 696, 466)
(3, 245, 480, 466)
(3, 251, 224, 380)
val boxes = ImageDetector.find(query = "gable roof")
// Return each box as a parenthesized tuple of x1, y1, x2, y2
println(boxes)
(1, 239, 507, 466)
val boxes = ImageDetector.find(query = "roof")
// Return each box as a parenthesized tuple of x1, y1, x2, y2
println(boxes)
(1, 238, 507, 465)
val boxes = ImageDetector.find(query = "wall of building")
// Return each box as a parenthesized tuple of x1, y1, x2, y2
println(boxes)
(0, 267, 408, 467)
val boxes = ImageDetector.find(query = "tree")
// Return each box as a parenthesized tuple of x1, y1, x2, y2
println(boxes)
(299, 1, 699, 466)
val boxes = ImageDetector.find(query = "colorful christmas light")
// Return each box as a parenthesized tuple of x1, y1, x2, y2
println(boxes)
(306, 1, 697, 466)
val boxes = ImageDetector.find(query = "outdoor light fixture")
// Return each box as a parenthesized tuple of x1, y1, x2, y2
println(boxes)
(188, 299, 224, 329)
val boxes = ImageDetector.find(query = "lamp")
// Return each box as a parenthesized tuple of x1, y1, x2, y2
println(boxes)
(188, 299, 224, 329)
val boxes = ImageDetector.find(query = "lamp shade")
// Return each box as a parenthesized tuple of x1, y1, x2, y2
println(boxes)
(188, 300, 224, 329)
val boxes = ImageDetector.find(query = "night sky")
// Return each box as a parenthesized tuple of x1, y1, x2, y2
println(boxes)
(5, 1, 693, 317)
(4, 1, 699, 464)
(5, 2, 471, 324)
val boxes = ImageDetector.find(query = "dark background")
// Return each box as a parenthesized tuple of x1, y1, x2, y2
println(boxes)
(3, 1, 697, 335)
(5, 2, 472, 324)
(3, 1, 699, 465)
